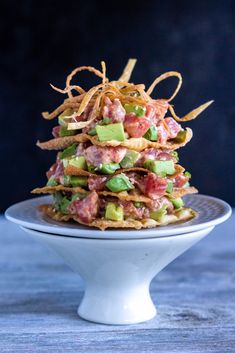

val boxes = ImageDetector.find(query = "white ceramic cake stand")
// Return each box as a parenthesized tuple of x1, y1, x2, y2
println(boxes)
(5, 194, 231, 325)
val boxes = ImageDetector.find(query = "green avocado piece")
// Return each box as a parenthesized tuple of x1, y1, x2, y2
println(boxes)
(54, 193, 70, 214)
(185, 171, 192, 179)
(124, 103, 145, 117)
(171, 197, 184, 209)
(105, 202, 124, 221)
(46, 177, 58, 187)
(71, 192, 88, 201)
(173, 130, 187, 143)
(106, 173, 134, 192)
(96, 123, 125, 142)
(68, 156, 87, 170)
(120, 150, 140, 168)
(166, 181, 173, 193)
(99, 163, 120, 174)
(63, 175, 88, 187)
(59, 126, 77, 137)
(170, 151, 179, 162)
(144, 160, 175, 177)
(150, 205, 168, 221)
(87, 165, 98, 173)
(58, 108, 74, 126)
(60, 144, 77, 159)
(144, 125, 158, 141)
(88, 127, 97, 136)
(133, 201, 143, 208)
(99, 117, 112, 125)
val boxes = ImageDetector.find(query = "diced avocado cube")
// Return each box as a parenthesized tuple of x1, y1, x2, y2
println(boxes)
(173, 130, 187, 143)
(96, 123, 125, 142)
(62, 159, 69, 167)
(58, 108, 74, 126)
(99, 117, 112, 125)
(106, 173, 134, 192)
(63, 175, 88, 188)
(71, 192, 87, 201)
(54, 193, 70, 214)
(144, 125, 158, 141)
(171, 197, 184, 209)
(166, 181, 173, 193)
(46, 177, 58, 187)
(170, 151, 179, 162)
(70, 176, 88, 187)
(60, 197, 71, 213)
(133, 201, 143, 208)
(59, 126, 77, 137)
(120, 150, 140, 168)
(144, 160, 175, 177)
(105, 202, 124, 221)
(185, 171, 192, 179)
(63, 175, 71, 186)
(60, 144, 77, 159)
(68, 156, 87, 170)
(150, 205, 168, 221)
(99, 163, 120, 174)
(87, 165, 98, 173)
(88, 127, 97, 136)
(183, 182, 190, 189)
(124, 103, 146, 117)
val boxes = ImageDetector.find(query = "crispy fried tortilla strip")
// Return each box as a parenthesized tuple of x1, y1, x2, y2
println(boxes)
(118, 58, 137, 82)
(147, 71, 182, 102)
(40, 204, 196, 230)
(32, 184, 197, 200)
(66, 65, 105, 99)
(32, 185, 86, 194)
(37, 128, 193, 151)
(169, 101, 213, 122)
(170, 186, 197, 198)
(50, 83, 85, 95)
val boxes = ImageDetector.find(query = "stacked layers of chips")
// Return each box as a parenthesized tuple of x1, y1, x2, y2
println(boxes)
(33, 59, 212, 230)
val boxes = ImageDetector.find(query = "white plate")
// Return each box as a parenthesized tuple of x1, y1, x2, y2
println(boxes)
(5, 194, 231, 239)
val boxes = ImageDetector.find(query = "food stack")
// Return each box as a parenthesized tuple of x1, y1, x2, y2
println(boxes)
(33, 59, 212, 230)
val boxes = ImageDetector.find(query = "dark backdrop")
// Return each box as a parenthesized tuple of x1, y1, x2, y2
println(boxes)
(1, 0, 235, 212)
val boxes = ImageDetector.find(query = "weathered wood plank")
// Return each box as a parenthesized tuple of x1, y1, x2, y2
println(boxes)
(0, 213, 235, 352)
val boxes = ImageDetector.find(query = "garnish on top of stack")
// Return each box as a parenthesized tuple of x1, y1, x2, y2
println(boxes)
(33, 59, 213, 230)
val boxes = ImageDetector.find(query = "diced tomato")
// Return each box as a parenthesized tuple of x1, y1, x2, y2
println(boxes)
(157, 121, 169, 144)
(84, 146, 127, 166)
(138, 173, 167, 199)
(124, 113, 151, 138)
(46, 160, 64, 180)
(52, 126, 61, 138)
(88, 175, 107, 191)
(164, 117, 181, 138)
(146, 100, 169, 124)
(102, 97, 126, 123)
(174, 174, 189, 188)
(68, 191, 99, 223)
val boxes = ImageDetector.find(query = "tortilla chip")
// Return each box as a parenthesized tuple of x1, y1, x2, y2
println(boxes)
(32, 184, 197, 201)
(36, 128, 193, 152)
(32, 185, 86, 194)
(40, 204, 196, 230)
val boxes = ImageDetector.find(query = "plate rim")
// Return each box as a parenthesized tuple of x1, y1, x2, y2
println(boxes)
(5, 194, 232, 239)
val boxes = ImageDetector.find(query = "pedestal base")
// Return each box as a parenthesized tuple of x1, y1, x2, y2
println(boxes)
(78, 284, 156, 324)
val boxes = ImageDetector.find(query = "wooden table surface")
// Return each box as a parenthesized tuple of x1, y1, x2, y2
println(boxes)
(1, 213, 235, 353)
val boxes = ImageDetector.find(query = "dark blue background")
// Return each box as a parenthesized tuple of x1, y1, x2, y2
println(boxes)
(1, 0, 234, 212)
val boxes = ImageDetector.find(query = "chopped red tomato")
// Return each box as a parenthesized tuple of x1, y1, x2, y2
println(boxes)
(124, 113, 151, 138)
